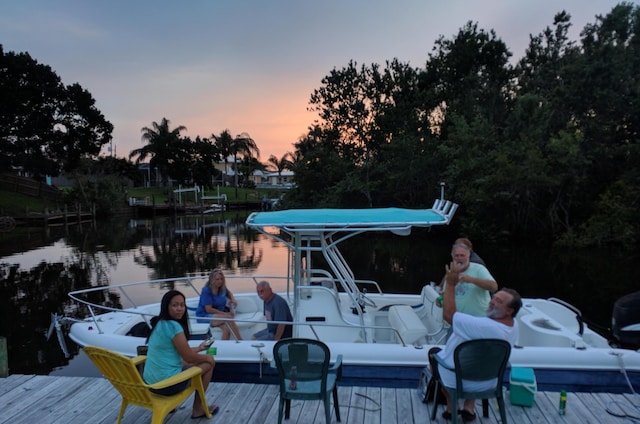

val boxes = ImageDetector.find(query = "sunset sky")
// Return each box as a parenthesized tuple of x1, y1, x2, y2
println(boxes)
(0, 1, 629, 162)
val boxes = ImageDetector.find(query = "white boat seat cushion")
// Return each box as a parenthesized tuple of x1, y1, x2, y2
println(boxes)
(388, 305, 428, 345)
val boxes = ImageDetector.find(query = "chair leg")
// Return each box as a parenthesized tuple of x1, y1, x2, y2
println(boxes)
(497, 395, 507, 423)
(151, 411, 168, 424)
(285, 398, 291, 419)
(430, 381, 439, 420)
(324, 397, 331, 424)
(333, 386, 341, 422)
(450, 393, 458, 424)
(482, 398, 489, 417)
(116, 400, 128, 424)
(278, 397, 285, 424)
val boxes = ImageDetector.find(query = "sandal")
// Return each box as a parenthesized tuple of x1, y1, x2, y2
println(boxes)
(459, 409, 476, 422)
(442, 410, 459, 420)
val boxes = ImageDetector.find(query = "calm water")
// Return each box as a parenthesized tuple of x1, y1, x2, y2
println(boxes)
(1, 212, 638, 377)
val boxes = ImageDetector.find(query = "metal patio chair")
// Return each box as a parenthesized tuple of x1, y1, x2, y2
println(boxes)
(430, 338, 511, 424)
(272, 338, 342, 424)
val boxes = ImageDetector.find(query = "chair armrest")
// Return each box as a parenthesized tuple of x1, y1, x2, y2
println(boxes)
(131, 356, 146, 366)
(329, 354, 343, 380)
(148, 366, 202, 390)
(434, 353, 454, 372)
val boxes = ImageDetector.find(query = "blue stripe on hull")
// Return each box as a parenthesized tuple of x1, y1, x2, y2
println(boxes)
(211, 362, 640, 393)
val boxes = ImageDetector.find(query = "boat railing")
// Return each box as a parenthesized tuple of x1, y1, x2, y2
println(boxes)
(68, 278, 423, 347)
(210, 316, 421, 347)
(353, 279, 383, 294)
(67, 274, 297, 333)
(67, 275, 211, 333)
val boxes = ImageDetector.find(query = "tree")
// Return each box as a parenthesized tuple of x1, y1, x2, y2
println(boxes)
(238, 156, 265, 187)
(421, 21, 514, 140)
(211, 130, 260, 195)
(267, 152, 292, 184)
(212, 129, 234, 186)
(308, 61, 378, 205)
(190, 136, 221, 188)
(129, 117, 186, 186)
(288, 125, 357, 207)
(0, 45, 113, 178)
(231, 132, 260, 197)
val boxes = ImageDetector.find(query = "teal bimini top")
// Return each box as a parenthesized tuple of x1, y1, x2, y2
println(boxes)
(246, 205, 456, 232)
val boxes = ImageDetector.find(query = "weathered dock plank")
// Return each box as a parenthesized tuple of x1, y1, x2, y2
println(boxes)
(1, 375, 639, 424)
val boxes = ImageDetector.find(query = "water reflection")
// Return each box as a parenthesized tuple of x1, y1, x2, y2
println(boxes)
(1, 214, 639, 376)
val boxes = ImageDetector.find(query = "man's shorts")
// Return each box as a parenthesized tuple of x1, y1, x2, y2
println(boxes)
(253, 328, 275, 340)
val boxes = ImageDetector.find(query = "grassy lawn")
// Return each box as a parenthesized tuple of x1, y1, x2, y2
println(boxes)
(0, 190, 61, 215)
(0, 185, 287, 216)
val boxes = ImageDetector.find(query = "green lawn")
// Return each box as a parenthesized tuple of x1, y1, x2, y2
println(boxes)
(0, 190, 60, 215)
(0, 185, 286, 216)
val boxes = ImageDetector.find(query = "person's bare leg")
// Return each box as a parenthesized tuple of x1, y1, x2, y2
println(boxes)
(229, 321, 243, 340)
(221, 325, 230, 340)
(211, 319, 230, 340)
(443, 389, 453, 413)
(191, 360, 215, 416)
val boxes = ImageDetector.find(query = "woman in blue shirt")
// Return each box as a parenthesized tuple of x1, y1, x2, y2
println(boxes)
(196, 269, 242, 340)
(144, 290, 218, 418)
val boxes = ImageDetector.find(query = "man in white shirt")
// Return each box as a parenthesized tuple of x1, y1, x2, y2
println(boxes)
(434, 260, 521, 421)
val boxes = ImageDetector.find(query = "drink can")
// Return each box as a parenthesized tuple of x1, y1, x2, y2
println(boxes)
(559, 390, 567, 415)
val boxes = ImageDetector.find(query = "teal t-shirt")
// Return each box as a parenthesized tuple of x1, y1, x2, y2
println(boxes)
(143, 319, 184, 384)
(445, 262, 495, 317)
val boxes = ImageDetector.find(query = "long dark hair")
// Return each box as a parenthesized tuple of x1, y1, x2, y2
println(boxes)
(150, 290, 191, 339)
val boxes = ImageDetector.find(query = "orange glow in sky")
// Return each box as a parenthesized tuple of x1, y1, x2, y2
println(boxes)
(0, 1, 623, 161)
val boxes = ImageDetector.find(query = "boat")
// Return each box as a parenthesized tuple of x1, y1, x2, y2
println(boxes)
(64, 198, 640, 393)
(202, 203, 225, 214)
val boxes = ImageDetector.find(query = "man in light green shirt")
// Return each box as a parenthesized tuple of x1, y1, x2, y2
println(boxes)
(441, 242, 497, 317)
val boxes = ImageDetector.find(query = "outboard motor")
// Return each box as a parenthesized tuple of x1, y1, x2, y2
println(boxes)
(612, 291, 640, 348)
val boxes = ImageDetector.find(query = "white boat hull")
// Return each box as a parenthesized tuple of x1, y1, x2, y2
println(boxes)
(67, 288, 640, 392)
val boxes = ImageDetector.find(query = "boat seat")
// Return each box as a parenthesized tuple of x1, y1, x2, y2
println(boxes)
(421, 283, 440, 304)
(388, 305, 428, 345)
(518, 313, 583, 348)
(192, 296, 265, 339)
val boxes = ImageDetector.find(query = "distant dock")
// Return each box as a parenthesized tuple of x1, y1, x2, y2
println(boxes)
(13, 206, 95, 228)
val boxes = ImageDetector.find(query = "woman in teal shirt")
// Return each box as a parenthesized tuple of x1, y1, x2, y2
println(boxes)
(144, 289, 218, 418)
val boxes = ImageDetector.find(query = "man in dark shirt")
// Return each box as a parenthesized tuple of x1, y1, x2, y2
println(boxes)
(252, 280, 293, 340)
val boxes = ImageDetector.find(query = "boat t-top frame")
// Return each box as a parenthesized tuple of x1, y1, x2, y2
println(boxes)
(246, 199, 458, 333)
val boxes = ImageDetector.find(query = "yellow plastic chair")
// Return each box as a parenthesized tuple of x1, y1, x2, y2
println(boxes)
(84, 346, 211, 424)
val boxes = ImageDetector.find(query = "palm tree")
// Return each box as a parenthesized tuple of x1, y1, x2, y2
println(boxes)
(129, 118, 186, 186)
(211, 130, 260, 195)
(211, 129, 234, 186)
(267, 152, 293, 185)
(231, 133, 260, 194)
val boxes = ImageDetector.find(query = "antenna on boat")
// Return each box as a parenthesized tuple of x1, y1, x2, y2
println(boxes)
(440, 182, 445, 201)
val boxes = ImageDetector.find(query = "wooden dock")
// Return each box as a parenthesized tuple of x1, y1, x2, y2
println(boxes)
(1, 374, 638, 423)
